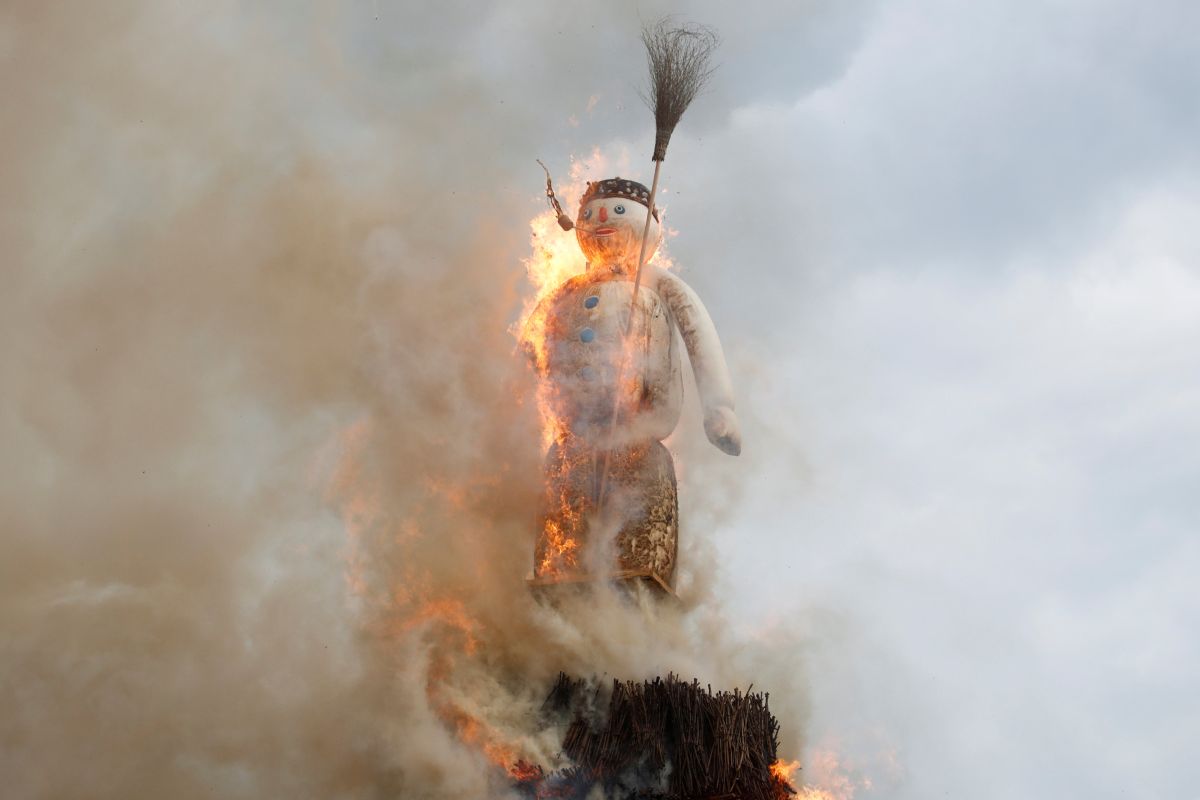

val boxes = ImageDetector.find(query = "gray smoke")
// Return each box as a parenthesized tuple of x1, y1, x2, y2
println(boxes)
(0, 4, 812, 798)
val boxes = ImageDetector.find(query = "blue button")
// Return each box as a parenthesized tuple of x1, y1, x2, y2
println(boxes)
(579, 328, 595, 343)
(584, 295, 600, 309)
(579, 366, 596, 381)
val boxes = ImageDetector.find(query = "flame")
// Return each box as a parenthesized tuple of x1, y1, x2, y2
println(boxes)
(451, 712, 518, 769)
(773, 747, 879, 800)
(397, 597, 480, 655)
(512, 150, 681, 582)
(512, 147, 675, 429)
(537, 517, 580, 575)
(318, 149, 695, 778)
(514, 150, 602, 335)
(510, 759, 544, 782)
(802, 748, 860, 800)
(323, 416, 379, 599)
(321, 416, 537, 777)
(771, 758, 802, 783)
(511, 152, 600, 583)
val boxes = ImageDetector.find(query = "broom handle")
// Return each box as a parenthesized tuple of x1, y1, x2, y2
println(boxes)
(627, 159, 663, 328)
(596, 160, 663, 507)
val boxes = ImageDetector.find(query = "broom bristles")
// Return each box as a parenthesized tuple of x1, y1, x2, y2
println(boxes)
(641, 19, 719, 161)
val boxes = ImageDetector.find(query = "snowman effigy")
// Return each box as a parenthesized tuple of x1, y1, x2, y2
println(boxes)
(525, 22, 739, 595)
(515, 23, 799, 800)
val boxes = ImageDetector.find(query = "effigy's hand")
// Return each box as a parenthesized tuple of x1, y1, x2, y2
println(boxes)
(704, 406, 742, 456)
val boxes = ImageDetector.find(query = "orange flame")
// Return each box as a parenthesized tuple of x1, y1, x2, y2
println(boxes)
(397, 597, 480, 655)
(512, 148, 675, 453)
(513, 153, 594, 458)
(509, 759, 544, 782)
(512, 150, 682, 582)
(322, 417, 534, 775)
(771, 758, 802, 784)
(323, 416, 379, 600)
(319, 148, 697, 777)
(512, 153, 599, 582)
(772, 747, 878, 800)
(537, 517, 580, 575)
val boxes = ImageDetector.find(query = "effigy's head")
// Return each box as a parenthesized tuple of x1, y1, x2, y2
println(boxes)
(575, 177, 661, 269)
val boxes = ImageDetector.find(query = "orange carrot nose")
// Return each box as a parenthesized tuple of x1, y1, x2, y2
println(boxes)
(598, 206, 608, 223)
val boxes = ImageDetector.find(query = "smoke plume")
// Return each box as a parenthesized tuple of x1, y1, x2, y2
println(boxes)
(0, 4, 807, 798)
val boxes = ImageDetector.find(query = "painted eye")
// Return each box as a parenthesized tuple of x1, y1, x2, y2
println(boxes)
(582, 208, 592, 220)
(614, 204, 626, 214)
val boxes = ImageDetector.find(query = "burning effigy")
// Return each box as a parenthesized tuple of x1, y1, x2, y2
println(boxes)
(522, 22, 740, 596)
(313, 17, 849, 800)
(504, 20, 803, 800)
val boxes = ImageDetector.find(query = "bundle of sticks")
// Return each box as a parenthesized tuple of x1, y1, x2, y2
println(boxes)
(519, 673, 797, 800)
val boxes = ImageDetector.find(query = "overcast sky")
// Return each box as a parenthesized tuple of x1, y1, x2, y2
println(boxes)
(4, 2, 1198, 798)
(472, 1, 1200, 795)
(676, 2, 1200, 797)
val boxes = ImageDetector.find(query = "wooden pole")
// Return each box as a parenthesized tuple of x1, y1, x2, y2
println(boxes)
(627, 159, 664, 327)
(596, 159, 663, 507)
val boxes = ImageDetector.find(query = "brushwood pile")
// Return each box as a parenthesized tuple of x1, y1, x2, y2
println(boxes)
(515, 673, 797, 800)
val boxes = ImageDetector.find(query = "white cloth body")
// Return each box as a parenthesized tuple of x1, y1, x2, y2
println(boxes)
(534, 264, 737, 453)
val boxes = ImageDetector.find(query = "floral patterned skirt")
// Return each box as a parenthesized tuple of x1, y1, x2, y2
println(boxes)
(534, 436, 678, 590)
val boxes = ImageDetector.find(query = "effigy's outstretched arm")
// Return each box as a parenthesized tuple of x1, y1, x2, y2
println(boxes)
(655, 269, 741, 456)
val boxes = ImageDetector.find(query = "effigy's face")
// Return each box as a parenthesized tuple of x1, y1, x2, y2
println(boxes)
(575, 197, 661, 268)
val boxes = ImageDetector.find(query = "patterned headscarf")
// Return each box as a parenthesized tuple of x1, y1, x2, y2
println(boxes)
(580, 177, 659, 221)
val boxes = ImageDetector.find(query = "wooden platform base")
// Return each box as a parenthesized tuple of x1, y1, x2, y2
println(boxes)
(526, 569, 677, 599)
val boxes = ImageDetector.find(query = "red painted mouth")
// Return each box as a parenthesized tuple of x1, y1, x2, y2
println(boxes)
(593, 227, 617, 236)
